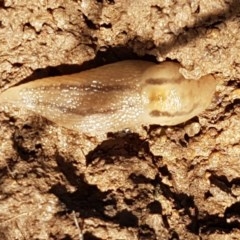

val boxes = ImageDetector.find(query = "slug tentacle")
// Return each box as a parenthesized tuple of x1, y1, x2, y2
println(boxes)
(0, 60, 217, 135)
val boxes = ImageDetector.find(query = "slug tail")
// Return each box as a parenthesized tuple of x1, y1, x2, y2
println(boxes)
(0, 86, 26, 111)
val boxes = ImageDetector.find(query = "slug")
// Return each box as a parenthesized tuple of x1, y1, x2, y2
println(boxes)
(0, 60, 217, 136)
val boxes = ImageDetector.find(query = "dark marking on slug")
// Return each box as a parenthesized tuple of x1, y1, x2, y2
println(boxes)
(38, 83, 129, 93)
(149, 110, 162, 117)
(145, 77, 181, 85)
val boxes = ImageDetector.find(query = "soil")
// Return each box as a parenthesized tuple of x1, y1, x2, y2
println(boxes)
(1, 0, 240, 239)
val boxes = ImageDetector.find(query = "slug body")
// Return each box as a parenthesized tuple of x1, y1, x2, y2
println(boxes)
(0, 60, 217, 135)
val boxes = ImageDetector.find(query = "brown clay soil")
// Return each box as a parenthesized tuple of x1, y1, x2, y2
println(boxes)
(1, 0, 240, 239)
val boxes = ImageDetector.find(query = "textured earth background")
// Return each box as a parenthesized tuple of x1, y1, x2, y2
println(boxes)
(1, 0, 240, 239)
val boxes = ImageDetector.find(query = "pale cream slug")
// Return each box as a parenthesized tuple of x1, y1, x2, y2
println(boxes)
(0, 60, 217, 136)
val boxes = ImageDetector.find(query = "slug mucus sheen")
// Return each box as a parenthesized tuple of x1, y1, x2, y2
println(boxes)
(0, 60, 217, 135)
